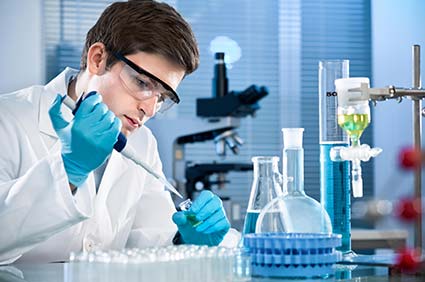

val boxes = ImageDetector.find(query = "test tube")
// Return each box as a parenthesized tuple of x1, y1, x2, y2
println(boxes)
(178, 199, 202, 227)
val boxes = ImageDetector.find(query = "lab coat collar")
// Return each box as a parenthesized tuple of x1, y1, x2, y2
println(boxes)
(39, 67, 79, 138)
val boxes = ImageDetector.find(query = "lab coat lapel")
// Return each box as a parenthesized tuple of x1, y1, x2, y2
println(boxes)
(37, 68, 97, 202)
(38, 68, 77, 142)
(38, 94, 75, 156)
(97, 150, 129, 201)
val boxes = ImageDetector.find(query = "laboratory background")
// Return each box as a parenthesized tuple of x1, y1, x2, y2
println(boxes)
(1, 0, 425, 280)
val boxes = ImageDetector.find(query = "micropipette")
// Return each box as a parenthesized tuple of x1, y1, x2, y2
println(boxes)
(62, 93, 183, 199)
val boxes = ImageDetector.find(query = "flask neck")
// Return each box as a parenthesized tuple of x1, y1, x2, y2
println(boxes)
(247, 157, 282, 211)
(253, 159, 279, 178)
(283, 148, 305, 195)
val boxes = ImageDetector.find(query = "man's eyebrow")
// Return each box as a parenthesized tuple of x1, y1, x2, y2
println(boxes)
(135, 72, 159, 87)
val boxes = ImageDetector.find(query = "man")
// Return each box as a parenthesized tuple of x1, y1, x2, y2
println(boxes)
(0, 0, 236, 264)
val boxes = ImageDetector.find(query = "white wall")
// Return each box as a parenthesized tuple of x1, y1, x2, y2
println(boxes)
(372, 0, 425, 245)
(0, 0, 44, 94)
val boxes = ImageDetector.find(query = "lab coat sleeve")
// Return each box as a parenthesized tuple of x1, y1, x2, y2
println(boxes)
(0, 110, 92, 264)
(126, 129, 177, 248)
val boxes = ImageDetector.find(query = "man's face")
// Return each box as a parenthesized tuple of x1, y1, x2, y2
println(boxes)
(88, 51, 185, 136)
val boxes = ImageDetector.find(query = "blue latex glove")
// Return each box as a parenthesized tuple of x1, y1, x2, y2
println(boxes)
(172, 190, 230, 246)
(49, 93, 121, 187)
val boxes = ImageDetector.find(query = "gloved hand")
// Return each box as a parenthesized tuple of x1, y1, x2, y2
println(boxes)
(172, 190, 230, 246)
(49, 93, 121, 187)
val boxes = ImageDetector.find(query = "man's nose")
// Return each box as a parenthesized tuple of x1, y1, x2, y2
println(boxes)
(138, 95, 158, 117)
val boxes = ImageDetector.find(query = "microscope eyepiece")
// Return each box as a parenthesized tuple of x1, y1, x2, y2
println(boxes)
(215, 52, 225, 60)
(213, 52, 228, 98)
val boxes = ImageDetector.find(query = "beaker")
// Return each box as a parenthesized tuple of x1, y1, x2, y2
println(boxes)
(242, 156, 284, 235)
(319, 60, 352, 253)
(255, 128, 332, 234)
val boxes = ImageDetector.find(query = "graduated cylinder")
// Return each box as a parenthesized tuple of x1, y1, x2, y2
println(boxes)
(318, 60, 351, 253)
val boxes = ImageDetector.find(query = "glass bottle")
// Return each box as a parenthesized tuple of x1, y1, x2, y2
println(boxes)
(242, 156, 284, 235)
(256, 128, 332, 234)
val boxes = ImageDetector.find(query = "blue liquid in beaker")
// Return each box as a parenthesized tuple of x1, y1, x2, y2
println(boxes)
(320, 142, 351, 253)
(242, 211, 259, 235)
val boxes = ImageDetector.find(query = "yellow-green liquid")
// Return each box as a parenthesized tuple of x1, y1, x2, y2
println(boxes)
(186, 213, 202, 227)
(338, 113, 370, 141)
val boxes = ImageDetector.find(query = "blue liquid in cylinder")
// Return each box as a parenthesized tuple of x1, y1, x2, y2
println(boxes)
(320, 143, 351, 253)
(242, 211, 259, 235)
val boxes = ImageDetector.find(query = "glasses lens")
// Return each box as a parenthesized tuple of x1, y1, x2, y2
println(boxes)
(156, 98, 175, 113)
(120, 64, 177, 112)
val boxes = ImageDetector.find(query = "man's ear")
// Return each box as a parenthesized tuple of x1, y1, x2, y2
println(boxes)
(86, 42, 108, 75)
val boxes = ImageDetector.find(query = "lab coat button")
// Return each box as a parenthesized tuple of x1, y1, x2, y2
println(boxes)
(83, 238, 94, 252)
(83, 237, 101, 252)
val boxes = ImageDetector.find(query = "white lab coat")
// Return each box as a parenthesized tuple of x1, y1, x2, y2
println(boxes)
(0, 68, 178, 264)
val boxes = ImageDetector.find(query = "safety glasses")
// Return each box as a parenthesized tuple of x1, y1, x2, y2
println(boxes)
(113, 52, 180, 113)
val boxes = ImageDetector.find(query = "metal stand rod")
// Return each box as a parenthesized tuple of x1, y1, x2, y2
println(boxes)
(350, 45, 424, 251)
(412, 45, 422, 251)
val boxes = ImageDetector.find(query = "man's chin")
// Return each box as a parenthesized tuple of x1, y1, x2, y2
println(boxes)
(120, 128, 131, 137)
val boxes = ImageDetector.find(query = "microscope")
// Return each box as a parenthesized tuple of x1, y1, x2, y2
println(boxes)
(148, 52, 268, 221)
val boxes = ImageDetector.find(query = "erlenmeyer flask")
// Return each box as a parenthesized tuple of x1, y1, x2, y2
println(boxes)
(256, 128, 332, 234)
(242, 156, 284, 235)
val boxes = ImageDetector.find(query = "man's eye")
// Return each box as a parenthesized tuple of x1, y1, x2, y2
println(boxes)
(157, 94, 166, 102)
(134, 77, 150, 89)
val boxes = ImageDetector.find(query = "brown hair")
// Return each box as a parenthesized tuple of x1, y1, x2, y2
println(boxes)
(80, 0, 199, 75)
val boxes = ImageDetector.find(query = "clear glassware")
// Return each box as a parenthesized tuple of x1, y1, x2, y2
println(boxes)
(319, 60, 352, 253)
(334, 77, 376, 198)
(67, 245, 251, 282)
(256, 128, 332, 234)
(177, 198, 203, 227)
(232, 248, 251, 281)
(328, 78, 381, 202)
(242, 156, 284, 235)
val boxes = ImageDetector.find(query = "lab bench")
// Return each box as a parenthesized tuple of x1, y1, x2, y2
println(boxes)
(0, 229, 414, 282)
(0, 262, 423, 282)
(351, 229, 408, 251)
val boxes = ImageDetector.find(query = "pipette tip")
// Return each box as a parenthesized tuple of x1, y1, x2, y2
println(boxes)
(166, 183, 183, 198)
